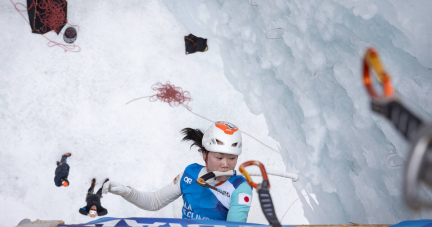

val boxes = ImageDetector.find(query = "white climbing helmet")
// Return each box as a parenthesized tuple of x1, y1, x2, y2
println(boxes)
(202, 121, 242, 155)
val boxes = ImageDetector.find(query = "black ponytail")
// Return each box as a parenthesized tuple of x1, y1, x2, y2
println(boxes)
(181, 128, 207, 153)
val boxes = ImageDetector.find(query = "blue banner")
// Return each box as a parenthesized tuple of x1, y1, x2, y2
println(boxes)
(57, 217, 432, 227)
(57, 217, 287, 227)
(390, 219, 432, 227)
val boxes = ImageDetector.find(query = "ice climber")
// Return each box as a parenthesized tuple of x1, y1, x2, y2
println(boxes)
(103, 121, 253, 222)
(54, 153, 71, 187)
(79, 178, 109, 218)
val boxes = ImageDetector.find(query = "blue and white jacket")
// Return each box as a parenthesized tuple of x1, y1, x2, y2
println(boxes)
(180, 163, 253, 221)
(123, 163, 253, 222)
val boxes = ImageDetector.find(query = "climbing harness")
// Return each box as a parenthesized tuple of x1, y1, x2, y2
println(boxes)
(363, 47, 432, 209)
(240, 161, 281, 227)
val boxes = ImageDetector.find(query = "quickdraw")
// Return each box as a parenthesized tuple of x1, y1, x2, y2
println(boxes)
(239, 161, 281, 227)
(363, 47, 423, 141)
(362, 47, 432, 209)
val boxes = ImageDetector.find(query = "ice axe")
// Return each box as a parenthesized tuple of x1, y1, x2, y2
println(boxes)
(240, 161, 281, 227)
(363, 47, 432, 209)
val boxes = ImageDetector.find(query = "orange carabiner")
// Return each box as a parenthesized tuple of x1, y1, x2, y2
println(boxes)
(363, 48, 394, 99)
(239, 161, 270, 189)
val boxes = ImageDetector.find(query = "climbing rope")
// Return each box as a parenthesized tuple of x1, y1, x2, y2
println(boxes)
(126, 81, 280, 154)
(126, 81, 192, 108)
(34, 0, 67, 34)
(10, 0, 81, 52)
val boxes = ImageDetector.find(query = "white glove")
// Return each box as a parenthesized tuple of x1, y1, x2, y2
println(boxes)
(102, 180, 131, 197)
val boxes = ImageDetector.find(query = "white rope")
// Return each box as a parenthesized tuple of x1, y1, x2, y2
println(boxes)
(212, 170, 299, 182)
(247, 170, 299, 182)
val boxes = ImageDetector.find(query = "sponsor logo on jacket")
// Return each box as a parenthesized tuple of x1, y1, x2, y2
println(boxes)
(182, 202, 211, 220)
(183, 176, 192, 184)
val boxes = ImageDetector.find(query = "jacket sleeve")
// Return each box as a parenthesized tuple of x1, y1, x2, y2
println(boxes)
(98, 207, 108, 216)
(54, 177, 62, 187)
(79, 207, 88, 215)
(122, 172, 183, 211)
(226, 181, 253, 222)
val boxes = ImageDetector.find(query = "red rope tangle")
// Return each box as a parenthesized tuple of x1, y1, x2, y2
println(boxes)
(152, 81, 193, 110)
(36, 0, 66, 34)
(127, 81, 280, 154)
(126, 81, 192, 110)
(10, 0, 81, 53)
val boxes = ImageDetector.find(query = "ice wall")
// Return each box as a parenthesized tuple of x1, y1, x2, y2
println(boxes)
(163, 0, 432, 224)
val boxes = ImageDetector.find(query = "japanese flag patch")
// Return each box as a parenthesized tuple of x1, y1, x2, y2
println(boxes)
(238, 193, 252, 206)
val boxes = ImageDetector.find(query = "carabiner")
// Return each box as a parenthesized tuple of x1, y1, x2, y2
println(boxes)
(363, 48, 394, 99)
(239, 161, 280, 227)
(363, 48, 423, 141)
(239, 161, 270, 189)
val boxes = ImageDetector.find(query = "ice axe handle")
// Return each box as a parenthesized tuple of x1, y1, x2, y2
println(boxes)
(258, 180, 281, 227)
(371, 99, 424, 141)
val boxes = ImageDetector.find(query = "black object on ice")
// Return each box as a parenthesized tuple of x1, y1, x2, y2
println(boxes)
(63, 27, 77, 43)
(184, 34, 208, 55)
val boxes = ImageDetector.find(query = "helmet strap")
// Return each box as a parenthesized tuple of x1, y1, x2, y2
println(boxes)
(204, 150, 209, 172)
